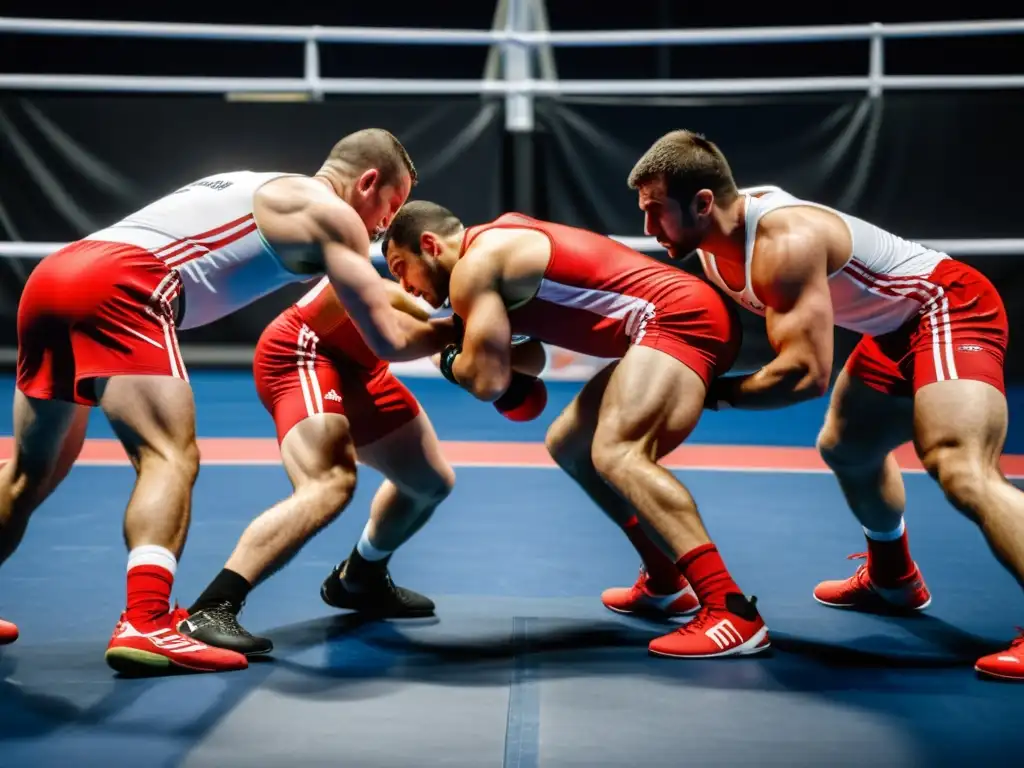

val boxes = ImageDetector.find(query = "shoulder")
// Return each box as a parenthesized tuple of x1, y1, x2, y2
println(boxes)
(751, 215, 828, 306)
(257, 176, 365, 245)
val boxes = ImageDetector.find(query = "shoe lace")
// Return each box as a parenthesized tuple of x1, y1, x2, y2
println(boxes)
(677, 606, 714, 634)
(200, 602, 254, 638)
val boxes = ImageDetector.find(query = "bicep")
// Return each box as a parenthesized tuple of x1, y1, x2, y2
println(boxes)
(764, 280, 833, 356)
(756, 239, 835, 374)
(460, 290, 512, 364)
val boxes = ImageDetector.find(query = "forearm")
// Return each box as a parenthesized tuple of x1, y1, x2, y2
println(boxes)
(442, 346, 510, 402)
(709, 357, 829, 410)
(382, 315, 458, 363)
(430, 341, 543, 378)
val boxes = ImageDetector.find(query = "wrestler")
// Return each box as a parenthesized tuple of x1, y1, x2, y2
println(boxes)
(0, 129, 452, 673)
(383, 201, 771, 659)
(628, 129, 1022, 679)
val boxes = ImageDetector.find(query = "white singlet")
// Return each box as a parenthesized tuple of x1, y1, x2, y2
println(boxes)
(697, 185, 949, 337)
(86, 171, 310, 330)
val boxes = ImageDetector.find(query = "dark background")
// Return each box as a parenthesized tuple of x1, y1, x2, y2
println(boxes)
(1, 2, 1022, 378)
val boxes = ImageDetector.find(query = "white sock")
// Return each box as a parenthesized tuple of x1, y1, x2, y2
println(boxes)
(356, 524, 392, 562)
(862, 518, 906, 542)
(127, 544, 178, 575)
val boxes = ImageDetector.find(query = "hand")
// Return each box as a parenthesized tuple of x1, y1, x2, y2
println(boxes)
(493, 372, 547, 422)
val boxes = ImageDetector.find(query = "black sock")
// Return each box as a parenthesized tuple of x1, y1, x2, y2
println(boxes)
(342, 547, 390, 583)
(189, 568, 252, 614)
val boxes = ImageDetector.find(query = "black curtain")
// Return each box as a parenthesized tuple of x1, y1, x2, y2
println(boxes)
(0, 95, 504, 347)
(535, 92, 1024, 380)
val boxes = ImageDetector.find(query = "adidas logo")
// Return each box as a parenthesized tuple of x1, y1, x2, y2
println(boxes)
(325, 389, 342, 403)
(705, 618, 743, 650)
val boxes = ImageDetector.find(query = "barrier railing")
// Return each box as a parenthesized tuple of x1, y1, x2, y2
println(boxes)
(1, 16, 1024, 97)
(2, 16, 1023, 270)
(1, 238, 1021, 262)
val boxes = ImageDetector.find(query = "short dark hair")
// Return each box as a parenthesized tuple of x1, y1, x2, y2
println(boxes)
(326, 128, 417, 188)
(382, 200, 464, 257)
(628, 130, 738, 205)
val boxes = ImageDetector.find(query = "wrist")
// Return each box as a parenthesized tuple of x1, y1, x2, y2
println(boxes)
(439, 344, 461, 385)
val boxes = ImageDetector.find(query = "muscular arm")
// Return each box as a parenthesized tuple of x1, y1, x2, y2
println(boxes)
(383, 278, 433, 321)
(446, 251, 514, 401)
(316, 205, 455, 361)
(711, 233, 834, 409)
(259, 180, 452, 361)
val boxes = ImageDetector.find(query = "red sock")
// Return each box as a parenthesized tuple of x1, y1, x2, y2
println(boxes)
(126, 565, 173, 627)
(676, 543, 742, 610)
(865, 529, 915, 587)
(622, 516, 684, 591)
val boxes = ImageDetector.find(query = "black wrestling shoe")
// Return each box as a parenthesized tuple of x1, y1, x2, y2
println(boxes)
(177, 601, 273, 656)
(320, 559, 435, 618)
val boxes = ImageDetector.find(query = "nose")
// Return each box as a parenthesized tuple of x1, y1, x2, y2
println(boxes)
(643, 213, 655, 237)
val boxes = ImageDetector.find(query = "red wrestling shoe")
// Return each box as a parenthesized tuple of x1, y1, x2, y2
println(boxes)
(602, 566, 700, 618)
(975, 631, 1024, 681)
(0, 617, 18, 645)
(105, 609, 248, 675)
(813, 553, 931, 612)
(648, 593, 770, 659)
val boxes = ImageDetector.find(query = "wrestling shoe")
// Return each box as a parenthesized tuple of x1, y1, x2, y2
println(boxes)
(0, 617, 18, 645)
(813, 553, 931, 612)
(975, 631, 1024, 681)
(320, 558, 435, 618)
(176, 601, 273, 656)
(648, 594, 770, 659)
(601, 566, 700, 618)
(105, 610, 248, 675)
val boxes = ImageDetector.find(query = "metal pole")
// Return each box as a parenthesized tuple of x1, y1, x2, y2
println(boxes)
(868, 22, 884, 98)
(504, 0, 536, 214)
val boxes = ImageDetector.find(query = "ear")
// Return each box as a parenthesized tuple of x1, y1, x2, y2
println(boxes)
(420, 230, 440, 257)
(357, 168, 379, 193)
(692, 188, 715, 219)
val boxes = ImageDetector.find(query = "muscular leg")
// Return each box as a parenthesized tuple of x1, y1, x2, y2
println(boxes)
(590, 346, 768, 657)
(321, 410, 452, 617)
(0, 391, 87, 643)
(817, 370, 915, 534)
(915, 380, 1024, 582)
(222, 413, 358, 587)
(590, 347, 711, 562)
(546, 363, 698, 614)
(96, 376, 200, 556)
(0, 390, 89, 567)
(95, 374, 244, 673)
(355, 410, 455, 555)
(918, 380, 1024, 680)
(813, 370, 931, 609)
(546, 363, 636, 528)
(182, 413, 357, 655)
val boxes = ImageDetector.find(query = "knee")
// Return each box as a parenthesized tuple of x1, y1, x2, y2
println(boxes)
(545, 415, 588, 473)
(590, 433, 637, 486)
(141, 439, 201, 486)
(301, 464, 359, 525)
(817, 422, 861, 473)
(410, 464, 456, 507)
(920, 446, 992, 516)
